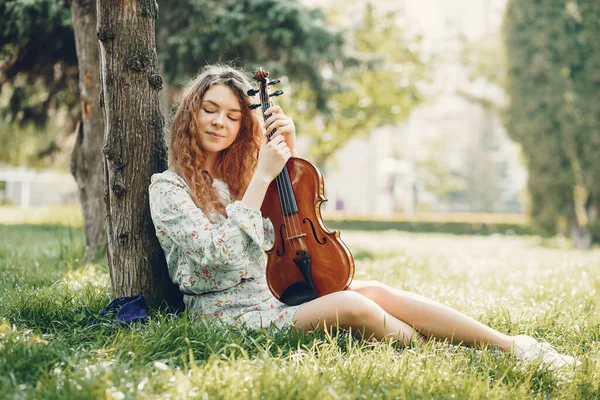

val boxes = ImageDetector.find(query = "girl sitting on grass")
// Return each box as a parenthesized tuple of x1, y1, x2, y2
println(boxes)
(148, 64, 579, 369)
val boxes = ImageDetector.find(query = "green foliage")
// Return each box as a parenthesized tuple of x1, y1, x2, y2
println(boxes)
(280, 3, 429, 167)
(1, 224, 599, 398)
(0, 0, 78, 126)
(504, 0, 600, 237)
(0, 119, 69, 169)
(0, 0, 78, 169)
(157, 0, 344, 108)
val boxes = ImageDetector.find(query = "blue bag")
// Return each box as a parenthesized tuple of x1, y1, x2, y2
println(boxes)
(92, 294, 148, 327)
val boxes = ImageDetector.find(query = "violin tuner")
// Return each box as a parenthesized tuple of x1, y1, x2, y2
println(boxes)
(249, 103, 261, 110)
(268, 79, 281, 86)
(247, 89, 259, 96)
(271, 90, 284, 97)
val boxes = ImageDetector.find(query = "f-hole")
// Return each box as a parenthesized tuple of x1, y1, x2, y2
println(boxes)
(277, 224, 287, 256)
(302, 218, 327, 245)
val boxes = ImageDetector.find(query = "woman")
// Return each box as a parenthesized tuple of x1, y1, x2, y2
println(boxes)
(148, 65, 579, 369)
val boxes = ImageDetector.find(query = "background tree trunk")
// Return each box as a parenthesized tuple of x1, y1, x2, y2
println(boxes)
(97, 0, 183, 310)
(569, 195, 597, 250)
(70, 0, 106, 262)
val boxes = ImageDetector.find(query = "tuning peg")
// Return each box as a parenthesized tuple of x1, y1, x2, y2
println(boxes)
(249, 103, 261, 110)
(271, 90, 283, 97)
(247, 89, 259, 96)
(268, 79, 281, 86)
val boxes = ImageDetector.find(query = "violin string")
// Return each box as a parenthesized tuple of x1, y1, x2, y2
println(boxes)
(283, 165, 306, 251)
(281, 166, 303, 252)
(272, 172, 287, 235)
(275, 158, 299, 251)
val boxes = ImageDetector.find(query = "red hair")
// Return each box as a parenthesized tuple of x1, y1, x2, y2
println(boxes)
(169, 65, 262, 217)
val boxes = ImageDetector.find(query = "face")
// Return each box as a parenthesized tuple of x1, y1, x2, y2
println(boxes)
(197, 84, 243, 162)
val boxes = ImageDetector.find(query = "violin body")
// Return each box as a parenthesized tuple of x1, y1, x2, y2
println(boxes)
(261, 157, 355, 304)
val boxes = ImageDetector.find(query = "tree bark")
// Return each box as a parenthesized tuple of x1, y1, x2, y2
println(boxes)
(97, 0, 183, 310)
(70, 0, 107, 262)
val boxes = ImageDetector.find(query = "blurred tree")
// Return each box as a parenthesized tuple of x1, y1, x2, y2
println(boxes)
(462, 111, 504, 212)
(414, 134, 468, 205)
(457, 30, 511, 213)
(0, 0, 106, 261)
(278, 2, 429, 168)
(0, 0, 78, 126)
(504, 0, 600, 248)
(70, 0, 105, 262)
(459, 31, 508, 113)
(156, 0, 344, 109)
(0, 0, 79, 165)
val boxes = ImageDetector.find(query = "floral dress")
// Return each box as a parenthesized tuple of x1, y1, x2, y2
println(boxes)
(148, 170, 299, 330)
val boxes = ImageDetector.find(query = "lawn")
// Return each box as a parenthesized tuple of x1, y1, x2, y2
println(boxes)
(0, 215, 599, 399)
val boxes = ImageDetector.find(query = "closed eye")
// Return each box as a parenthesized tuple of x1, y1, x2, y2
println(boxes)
(228, 116, 238, 121)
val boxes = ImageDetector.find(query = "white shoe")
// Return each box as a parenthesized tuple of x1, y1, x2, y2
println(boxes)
(512, 335, 582, 369)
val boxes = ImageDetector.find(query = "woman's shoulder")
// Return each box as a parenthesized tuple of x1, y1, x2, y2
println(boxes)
(150, 169, 230, 201)
(150, 169, 188, 190)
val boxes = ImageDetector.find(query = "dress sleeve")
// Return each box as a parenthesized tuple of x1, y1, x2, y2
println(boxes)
(262, 217, 275, 251)
(149, 173, 268, 294)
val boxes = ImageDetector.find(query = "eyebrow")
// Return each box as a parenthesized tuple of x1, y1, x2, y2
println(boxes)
(202, 99, 242, 113)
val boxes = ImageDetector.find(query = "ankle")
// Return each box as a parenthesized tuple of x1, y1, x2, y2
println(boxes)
(497, 334, 518, 352)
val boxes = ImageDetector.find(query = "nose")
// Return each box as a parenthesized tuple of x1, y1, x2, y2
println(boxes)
(212, 113, 224, 128)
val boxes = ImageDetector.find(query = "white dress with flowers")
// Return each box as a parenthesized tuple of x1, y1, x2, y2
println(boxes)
(148, 170, 299, 330)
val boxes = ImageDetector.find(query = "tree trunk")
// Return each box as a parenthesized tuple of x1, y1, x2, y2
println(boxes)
(97, 0, 183, 310)
(569, 195, 597, 250)
(70, 0, 106, 262)
(569, 219, 592, 249)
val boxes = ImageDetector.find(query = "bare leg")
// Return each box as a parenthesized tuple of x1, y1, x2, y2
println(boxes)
(292, 290, 426, 346)
(349, 280, 513, 350)
(292, 281, 580, 367)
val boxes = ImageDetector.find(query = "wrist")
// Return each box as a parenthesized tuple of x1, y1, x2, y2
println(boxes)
(250, 170, 275, 188)
(241, 171, 272, 210)
(253, 170, 274, 185)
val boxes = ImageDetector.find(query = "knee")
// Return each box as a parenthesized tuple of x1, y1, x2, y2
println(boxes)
(335, 291, 381, 326)
(349, 279, 385, 291)
(352, 282, 391, 305)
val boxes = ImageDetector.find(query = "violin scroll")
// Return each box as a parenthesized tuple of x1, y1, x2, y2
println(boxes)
(254, 67, 269, 81)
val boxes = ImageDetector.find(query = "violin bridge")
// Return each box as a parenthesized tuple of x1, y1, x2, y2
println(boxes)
(286, 233, 307, 241)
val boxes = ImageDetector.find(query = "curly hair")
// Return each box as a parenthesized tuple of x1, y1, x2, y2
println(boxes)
(169, 65, 262, 217)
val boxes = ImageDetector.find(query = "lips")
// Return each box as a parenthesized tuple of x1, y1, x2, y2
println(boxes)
(207, 131, 225, 139)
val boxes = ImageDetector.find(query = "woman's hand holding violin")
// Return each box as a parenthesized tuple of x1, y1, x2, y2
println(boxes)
(255, 133, 292, 183)
(264, 106, 297, 157)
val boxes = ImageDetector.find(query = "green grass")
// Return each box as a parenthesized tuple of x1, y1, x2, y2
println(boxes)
(0, 221, 599, 399)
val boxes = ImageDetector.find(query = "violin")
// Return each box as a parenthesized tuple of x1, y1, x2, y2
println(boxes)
(250, 67, 355, 306)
